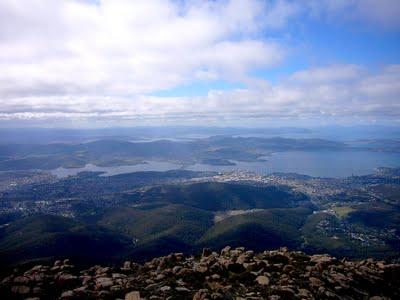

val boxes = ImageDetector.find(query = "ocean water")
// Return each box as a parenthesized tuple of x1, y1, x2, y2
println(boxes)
(51, 150, 400, 178)
(187, 151, 400, 178)
(50, 161, 182, 178)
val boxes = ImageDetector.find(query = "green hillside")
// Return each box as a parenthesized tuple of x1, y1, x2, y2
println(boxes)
(0, 215, 131, 267)
(199, 207, 312, 250)
(134, 182, 309, 211)
(1, 178, 397, 268)
(99, 204, 214, 245)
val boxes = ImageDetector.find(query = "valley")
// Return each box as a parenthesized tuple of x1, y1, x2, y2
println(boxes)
(0, 164, 399, 269)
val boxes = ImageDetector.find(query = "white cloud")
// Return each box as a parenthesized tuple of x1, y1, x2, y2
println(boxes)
(1, 65, 399, 125)
(0, 0, 398, 126)
(0, 0, 286, 99)
(264, 0, 300, 29)
(290, 65, 364, 84)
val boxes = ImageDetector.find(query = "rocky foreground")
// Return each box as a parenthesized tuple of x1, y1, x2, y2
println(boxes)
(1, 247, 399, 299)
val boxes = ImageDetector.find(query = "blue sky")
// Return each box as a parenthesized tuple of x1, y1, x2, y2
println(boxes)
(0, 0, 399, 127)
(154, 10, 400, 96)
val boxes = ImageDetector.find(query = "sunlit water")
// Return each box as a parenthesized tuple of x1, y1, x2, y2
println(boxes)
(50, 150, 400, 178)
(50, 161, 182, 178)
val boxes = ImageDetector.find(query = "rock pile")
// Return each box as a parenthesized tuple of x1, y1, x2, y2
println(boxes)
(1, 247, 399, 299)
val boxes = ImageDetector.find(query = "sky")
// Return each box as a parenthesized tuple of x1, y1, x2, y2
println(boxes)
(0, 0, 399, 127)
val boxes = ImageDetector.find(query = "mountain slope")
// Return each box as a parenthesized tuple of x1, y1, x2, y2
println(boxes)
(134, 182, 309, 211)
(0, 215, 132, 266)
(1, 247, 399, 299)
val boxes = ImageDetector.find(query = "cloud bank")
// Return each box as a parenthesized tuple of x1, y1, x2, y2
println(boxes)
(0, 0, 399, 126)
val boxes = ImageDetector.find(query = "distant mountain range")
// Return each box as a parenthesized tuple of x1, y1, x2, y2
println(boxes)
(0, 136, 384, 171)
